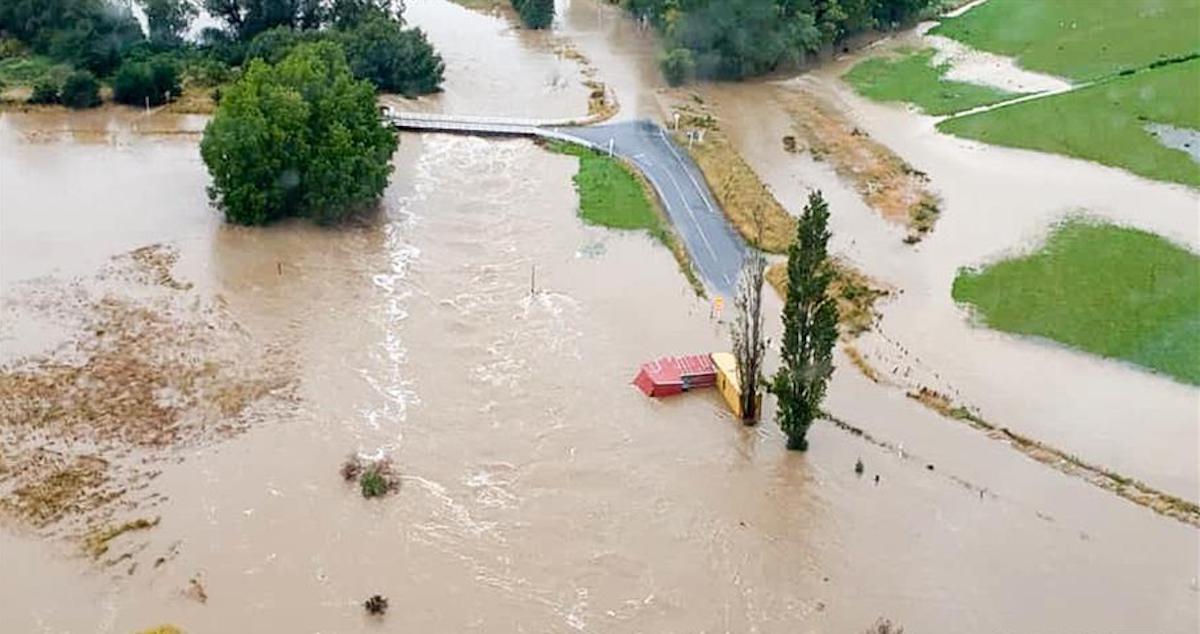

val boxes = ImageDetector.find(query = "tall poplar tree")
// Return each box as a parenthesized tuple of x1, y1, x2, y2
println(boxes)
(772, 190, 838, 451)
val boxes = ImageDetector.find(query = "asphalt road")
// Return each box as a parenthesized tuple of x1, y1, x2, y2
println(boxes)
(556, 120, 746, 299)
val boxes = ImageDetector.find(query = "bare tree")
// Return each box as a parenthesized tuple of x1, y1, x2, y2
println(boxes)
(731, 247, 766, 423)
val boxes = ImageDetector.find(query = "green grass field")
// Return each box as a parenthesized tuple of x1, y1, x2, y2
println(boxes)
(844, 48, 1020, 115)
(930, 0, 1200, 81)
(938, 59, 1200, 187)
(952, 219, 1200, 385)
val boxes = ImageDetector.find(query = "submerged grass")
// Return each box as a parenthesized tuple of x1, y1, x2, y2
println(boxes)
(544, 139, 704, 295)
(899, 387, 1200, 528)
(85, 516, 160, 559)
(844, 49, 1020, 115)
(777, 89, 942, 242)
(952, 218, 1200, 385)
(766, 258, 889, 338)
(930, 0, 1200, 81)
(938, 60, 1200, 187)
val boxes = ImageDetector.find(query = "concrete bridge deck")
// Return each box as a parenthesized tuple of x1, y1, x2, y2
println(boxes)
(385, 110, 746, 298)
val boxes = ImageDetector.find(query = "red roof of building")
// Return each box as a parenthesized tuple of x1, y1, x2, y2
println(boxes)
(633, 354, 717, 397)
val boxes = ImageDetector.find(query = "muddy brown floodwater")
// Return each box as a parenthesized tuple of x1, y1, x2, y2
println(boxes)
(1, 1, 1198, 632)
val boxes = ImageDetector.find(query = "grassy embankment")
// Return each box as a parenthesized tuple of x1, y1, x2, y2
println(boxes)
(844, 48, 1021, 115)
(929, 0, 1200, 187)
(952, 219, 1200, 385)
(543, 140, 704, 295)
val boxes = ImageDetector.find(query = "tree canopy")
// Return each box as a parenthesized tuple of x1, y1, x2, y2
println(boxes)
(0, 0, 143, 75)
(511, 0, 554, 29)
(772, 190, 838, 451)
(200, 41, 398, 225)
(625, 0, 936, 81)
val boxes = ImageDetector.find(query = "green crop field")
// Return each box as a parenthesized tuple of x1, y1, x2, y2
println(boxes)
(844, 48, 1020, 115)
(938, 59, 1200, 187)
(952, 219, 1200, 385)
(930, 0, 1200, 81)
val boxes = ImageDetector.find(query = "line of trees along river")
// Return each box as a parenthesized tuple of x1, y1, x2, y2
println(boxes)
(626, 0, 938, 82)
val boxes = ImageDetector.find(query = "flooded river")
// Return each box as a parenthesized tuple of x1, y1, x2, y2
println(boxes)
(1, 1, 1197, 632)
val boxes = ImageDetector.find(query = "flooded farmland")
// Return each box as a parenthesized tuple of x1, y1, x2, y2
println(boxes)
(1, 1, 1198, 632)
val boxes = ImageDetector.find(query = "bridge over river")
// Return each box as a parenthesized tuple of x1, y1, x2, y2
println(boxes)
(385, 110, 747, 298)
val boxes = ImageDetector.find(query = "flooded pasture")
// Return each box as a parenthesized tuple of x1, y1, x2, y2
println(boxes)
(1, 1, 1198, 632)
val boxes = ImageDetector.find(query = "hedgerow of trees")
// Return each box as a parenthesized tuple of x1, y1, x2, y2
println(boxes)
(624, 0, 937, 81)
(200, 41, 398, 226)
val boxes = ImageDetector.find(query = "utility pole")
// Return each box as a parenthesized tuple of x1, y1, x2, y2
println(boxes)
(530, 264, 536, 296)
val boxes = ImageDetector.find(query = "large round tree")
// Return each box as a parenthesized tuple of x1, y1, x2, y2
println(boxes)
(201, 41, 398, 225)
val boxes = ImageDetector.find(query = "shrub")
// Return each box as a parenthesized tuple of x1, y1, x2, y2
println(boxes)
(113, 57, 181, 107)
(360, 469, 389, 498)
(185, 56, 234, 87)
(363, 594, 388, 615)
(340, 454, 399, 498)
(60, 70, 101, 109)
(28, 79, 59, 104)
(200, 42, 398, 225)
(661, 48, 695, 86)
(0, 38, 24, 59)
(511, 0, 554, 28)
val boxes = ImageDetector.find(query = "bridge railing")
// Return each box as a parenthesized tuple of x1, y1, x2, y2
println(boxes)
(382, 107, 580, 129)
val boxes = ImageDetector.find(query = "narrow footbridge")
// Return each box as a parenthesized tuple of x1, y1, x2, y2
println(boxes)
(385, 109, 746, 298)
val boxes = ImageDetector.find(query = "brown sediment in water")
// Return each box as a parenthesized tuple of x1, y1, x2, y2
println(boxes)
(0, 244, 295, 546)
(904, 387, 1200, 527)
(776, 86, 940, 242)
(661, 90, 797, 253)
(765, 258, 889, 338)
